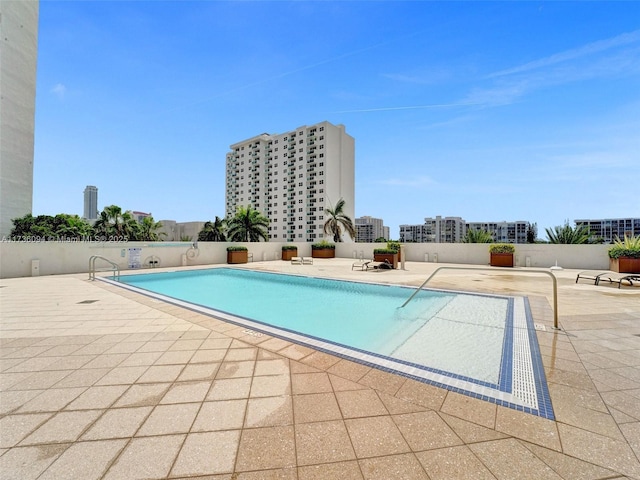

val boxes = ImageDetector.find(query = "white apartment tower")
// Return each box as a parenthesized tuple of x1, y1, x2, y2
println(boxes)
(83, 185, 98, 220)
(225, 121, 355, 242)
(0, 1, 39, 237)
(355, 216, 387, 242)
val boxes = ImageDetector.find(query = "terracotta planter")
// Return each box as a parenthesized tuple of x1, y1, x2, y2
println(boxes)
(490, 253, 513, 267)
(373, 253, 398, 269)
(281, 249, 297, 261)
(610, 257, 640, 274)
(312, 248, 335, 259)
(227, 250, 248, 264)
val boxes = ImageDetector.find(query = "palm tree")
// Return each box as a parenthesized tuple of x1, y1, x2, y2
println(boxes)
(323, 198, 356, 243)
(462, 229, 494, 243)
(226, 206, 269, 242)
(545, 221, 591, 244)
(198, 216, 227, 242)
(138, 216, 165, 241)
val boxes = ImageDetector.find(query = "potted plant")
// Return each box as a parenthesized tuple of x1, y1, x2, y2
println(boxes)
(373, 247, 398, 269)
(281, 244, 298, 261)
(608, 234, 640, 273)
(227, 246, 248, 264)
(311, 240, 336, 259)
(489, 243, 515, 267)
(387, 241, 402, 261)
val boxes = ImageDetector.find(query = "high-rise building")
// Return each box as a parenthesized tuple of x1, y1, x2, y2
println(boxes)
(400, 216, 530, 243)
(575, 218, 640, 243)
(466, 220, 529, 244)
(83, 186, 98, 220)
(225, 121, 355, 242)
(0, 1, 39, 237)
(355, 216, 387, 242)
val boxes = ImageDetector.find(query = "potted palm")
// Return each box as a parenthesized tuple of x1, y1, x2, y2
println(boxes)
(373, 247, 398, 269)
(489, 243, 515, 267)
(281, 245, 298, 261)
(608, 234, 640, 273)
(227, 246, 248, 264)
(311, 240, 336, 259)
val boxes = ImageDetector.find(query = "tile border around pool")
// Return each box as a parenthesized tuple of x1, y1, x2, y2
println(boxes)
(100, 271, 554, 420)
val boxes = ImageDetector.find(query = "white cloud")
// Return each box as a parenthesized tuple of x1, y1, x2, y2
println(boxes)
(50, 83, 66, 100)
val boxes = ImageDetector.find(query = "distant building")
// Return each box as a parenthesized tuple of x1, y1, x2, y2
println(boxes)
(225, 121, 355, 242)
(131, 211, 152, 223)
(158, 220, 206, 242)
(355, 216, 387, 242)
(466, 220, 529, 244)
(400, 216, 531, 243)
(83, 186, 98, 220)
(575, 218, 640, 243)
(0, 1, 39, 237)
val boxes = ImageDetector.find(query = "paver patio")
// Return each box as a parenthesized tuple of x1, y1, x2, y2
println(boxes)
(1, 259, 639, 479)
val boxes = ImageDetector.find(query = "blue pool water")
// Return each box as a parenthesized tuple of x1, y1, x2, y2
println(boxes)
(112, 267, 553, 419)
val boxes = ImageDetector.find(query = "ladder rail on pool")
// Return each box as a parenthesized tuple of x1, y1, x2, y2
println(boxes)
(401, 266, 559, 330)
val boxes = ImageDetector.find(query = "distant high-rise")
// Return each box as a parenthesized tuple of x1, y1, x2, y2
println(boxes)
(0, 1, 39, 237)
(225, 121, 355, 242)
(355, 216, 387, 242)
(83, 186, 98, 220)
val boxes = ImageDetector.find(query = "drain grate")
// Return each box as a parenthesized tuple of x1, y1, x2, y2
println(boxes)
(77, 300, 99, 304)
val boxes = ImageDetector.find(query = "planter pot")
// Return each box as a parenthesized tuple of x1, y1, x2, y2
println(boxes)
(490, 253, 513, 267)
(374, 253, 398, 269)
(610, 257, 640, 274)
(281, 249, 297, 261)
(312, 248, 335, 259)
(227, 250, 248, 264)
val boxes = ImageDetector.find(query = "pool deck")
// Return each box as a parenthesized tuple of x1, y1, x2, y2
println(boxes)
(1, 260, 639, 479)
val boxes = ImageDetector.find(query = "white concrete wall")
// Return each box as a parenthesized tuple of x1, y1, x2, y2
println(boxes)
(0, 241, 611, 278)
(0, 1, 39, 237)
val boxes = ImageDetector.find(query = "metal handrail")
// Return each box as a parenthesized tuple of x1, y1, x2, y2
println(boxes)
(401, 266, 559, 329)
(88, 255, 120, 281)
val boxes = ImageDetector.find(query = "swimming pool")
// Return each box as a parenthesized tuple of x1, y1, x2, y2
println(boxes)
(107, 267, 553, 419)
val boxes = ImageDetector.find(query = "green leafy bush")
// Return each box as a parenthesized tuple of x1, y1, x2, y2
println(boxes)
(489, 243, 515, 254)
(373, 248, 398, 254)
(226, 246, 248, 252)
(312, 240, 335, 250)
(386, 241, 401, 252)
(608, 235, 640, 259)
(281, 245, 298, 251)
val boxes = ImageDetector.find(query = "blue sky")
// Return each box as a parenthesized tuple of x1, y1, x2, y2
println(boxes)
(34, 1, 640, 239)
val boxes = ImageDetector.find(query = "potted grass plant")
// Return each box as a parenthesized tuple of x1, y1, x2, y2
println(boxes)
(311, 240, 335, 258)
(281, 244, 298, 261)
(489, 243, 515, 267)
(227, 245, 248, 264)
(608, 234, 640, 273)
(373, 247, 398, 269)
(386, 241, 401, 261)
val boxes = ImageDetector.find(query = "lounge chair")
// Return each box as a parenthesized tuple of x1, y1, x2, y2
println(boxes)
(352, 259, 371, 271)
(302, 257, 313, 265)
(366, 259, 393, 271)
(597, 273, 639, 289)
(575, 271, 608, 285)
(291, 257, 302, 265)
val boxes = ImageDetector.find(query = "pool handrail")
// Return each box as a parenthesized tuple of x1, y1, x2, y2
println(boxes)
(401, 266, 559, 330)
(89, 255, 120, 281)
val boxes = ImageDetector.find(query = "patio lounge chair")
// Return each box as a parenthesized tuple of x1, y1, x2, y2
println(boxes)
(291, 257, 302, 265)
(575, 271, 609, 285)
(302, 257, 313, 265)
(597, 273, 639, 289)
(352, 259, 371, 271)
(366, 259, 393, 271)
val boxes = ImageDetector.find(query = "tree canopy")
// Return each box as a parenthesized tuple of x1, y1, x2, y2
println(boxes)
(323, 198, 356, 243)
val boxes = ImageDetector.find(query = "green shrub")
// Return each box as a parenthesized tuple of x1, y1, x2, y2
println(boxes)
(226, 246, 248, 252)
(373, 248, 398, 254)
(386, 241, 401, 252)
(312, 240, 335, 250)
(489, 243, 515, 254)
(608, 234, 640, 259)
(281, 245, 298, 251)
